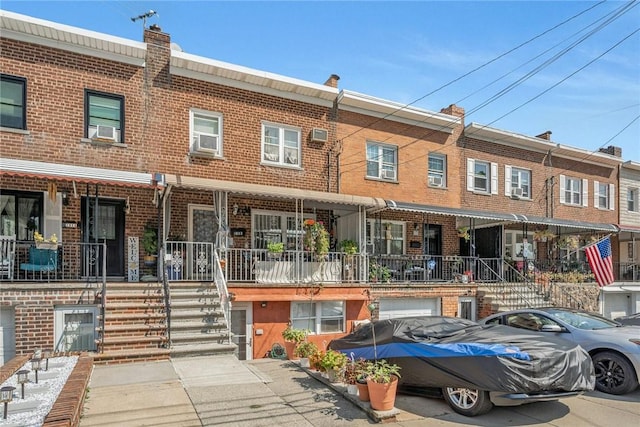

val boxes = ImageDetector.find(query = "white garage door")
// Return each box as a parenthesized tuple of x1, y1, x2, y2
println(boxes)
(378, 298, 439, 320)
(0, 307, 16, 365)
(604, 293, 631, 319)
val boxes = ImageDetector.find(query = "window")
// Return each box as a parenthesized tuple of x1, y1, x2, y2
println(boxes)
(466, 159, 497, 194)
(54, 306, 98, 352)
(291, 301, 344, 334)
(0, 74, 26, 130)
(190, 110, 222, 156)
(559, 175, 587, 206)
(594, 181, 614, 210)
(85, 90, 124, 142)
(262, 123, 300, 167)
(428, 153, 446, 187)
(366, 220, 404, 255)
(504, 231, 534, 261)
(628, 188, 637, 212)
(0, 191, 43, 240)
(367, 142, 397, 181)
(505, 166, 531, 199)
(252, 210, 314, 250)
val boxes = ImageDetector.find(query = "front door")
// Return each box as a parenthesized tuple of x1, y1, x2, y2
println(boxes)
(230, 303, 252, 360)
(188, 205, 218, 279)
(424, 224, 443, 280)
(82, 198, 125, 277)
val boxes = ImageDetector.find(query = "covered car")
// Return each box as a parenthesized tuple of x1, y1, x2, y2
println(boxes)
(329, 316, 594, 416)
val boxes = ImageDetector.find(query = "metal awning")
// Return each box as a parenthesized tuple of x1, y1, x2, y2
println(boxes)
(385, 200, 618, 232)
(163, 174, 387, 208)
(0, 158, 156, 187)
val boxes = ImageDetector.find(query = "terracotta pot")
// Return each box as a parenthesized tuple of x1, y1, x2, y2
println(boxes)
(356, 382, 370, 402)
(367, 375, 398, 411)
(283, 341, 299, 360)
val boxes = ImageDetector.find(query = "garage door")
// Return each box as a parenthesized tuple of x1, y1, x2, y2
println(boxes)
(0, 308, 16, 365)
(378, 298, 439, 320)
(604, 293, 631, 319)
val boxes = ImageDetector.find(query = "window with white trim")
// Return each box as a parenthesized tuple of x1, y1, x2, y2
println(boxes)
(505, 166, 531, 199)
(0, 74, 26, 130)
(466, 159, 498, 194)
(367, 142, 397, 181)
(85, 90, 124, 142)
(54, 306, 98, 352)
(291, 301, 344, 334)
(252, 210, 315, 251)
(559, 175, 587, 207)
(594, 181, 614, 210)
(428, 153, 446, 187)
(366, 220, 404, 255)
(262, 123, 301, 167)
(190, 109, 222, 156)
(629, 188, 638, 212)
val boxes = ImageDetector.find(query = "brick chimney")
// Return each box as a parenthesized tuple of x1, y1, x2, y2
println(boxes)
(144, 25, 171, 87)
(535, 131, 552, 140)
(324, 74, 340, 88)
(440, 104, 465, 118)
(598, 145, 622, 157)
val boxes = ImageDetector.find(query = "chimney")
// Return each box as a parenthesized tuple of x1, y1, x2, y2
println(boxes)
(440, 104, 465, 118)
(324, 74, 340, 88)
(535, 131, 552, 140)
(143, 25, 171, 88)
(598, 145, 622, 157)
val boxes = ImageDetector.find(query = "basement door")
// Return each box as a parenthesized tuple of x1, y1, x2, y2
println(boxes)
(230, 303, 253, 360)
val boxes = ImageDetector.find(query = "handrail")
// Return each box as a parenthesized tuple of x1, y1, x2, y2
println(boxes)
(160, 245, 171, 348)
(99, 241, 107, 353)
(214, 250, 232, 343)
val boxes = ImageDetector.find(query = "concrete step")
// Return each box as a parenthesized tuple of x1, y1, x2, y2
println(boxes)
(90, 348, 170, 365)
(170, 331, 230, 344)
(169, 342, 236, 358)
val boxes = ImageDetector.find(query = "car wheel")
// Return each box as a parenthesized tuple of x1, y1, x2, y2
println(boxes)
(442, 387, 493, 417)
(592, 351, 638, 395)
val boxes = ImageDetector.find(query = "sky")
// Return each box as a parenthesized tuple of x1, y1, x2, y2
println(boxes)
(3, 0, 639, 162)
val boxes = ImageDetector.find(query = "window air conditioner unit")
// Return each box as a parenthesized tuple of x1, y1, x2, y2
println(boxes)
(96, 125, 116, 140)
(195, 134, 218, 153)
(429, 176, 443, 187)
(381, 169, 396, 180)
(310, 128, 328, 143)
(511, 187, 524, 198)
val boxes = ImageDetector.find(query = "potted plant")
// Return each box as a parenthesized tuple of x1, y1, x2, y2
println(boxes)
(366, 359, 401, 411)
(142, 223, 158, 266)
(294, 341, 319, 368)
(308, 350, 325, 372)
(320, 349, 348, 383)
(369, 262, 391, 283)
(343, 357, 371, 396)
(33, 231, 58, 250)
(267, 241, 284, 258)
(303, 219, 329, 259)
(281, 325, 308, 360)
(457, 227, 470, 241)
(533, 229, 556, 242)
(340, 239, 358, 255)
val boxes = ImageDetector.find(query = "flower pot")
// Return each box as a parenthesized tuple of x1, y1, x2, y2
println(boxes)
(327, 368, 341, 383)
(356, 382, 370, 402)
(367, 375, 399, 411)
(300, 357, 310, 368)
(347, 384, 358, 395)
(36, 241, 58, 250)
(283, 341, 299, 360)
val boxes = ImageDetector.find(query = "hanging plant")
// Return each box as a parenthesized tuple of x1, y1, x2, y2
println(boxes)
(457, 227, 470, 241)
(533, 229, 556, 242)
(303, 219, 330, 258)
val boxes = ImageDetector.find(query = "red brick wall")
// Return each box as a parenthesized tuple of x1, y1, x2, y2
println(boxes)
(0, 285, 99, 354)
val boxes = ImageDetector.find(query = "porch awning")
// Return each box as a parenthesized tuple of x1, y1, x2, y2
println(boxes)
(0, 158, 156, 187)
(385, 200, 521, 222)
(385, 200, 618, 232)
(163, 174, 387, 208)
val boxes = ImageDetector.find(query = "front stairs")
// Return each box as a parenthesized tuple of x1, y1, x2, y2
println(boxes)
(477, 282, 551, 314)
(168, 281, 236, 358)
(94, 281, 235, 364)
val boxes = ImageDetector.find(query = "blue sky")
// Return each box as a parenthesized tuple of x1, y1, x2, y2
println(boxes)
(4, 0, 639, 162)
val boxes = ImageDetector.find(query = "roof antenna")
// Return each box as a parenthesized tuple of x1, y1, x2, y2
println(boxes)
(131, 10, 158, 29)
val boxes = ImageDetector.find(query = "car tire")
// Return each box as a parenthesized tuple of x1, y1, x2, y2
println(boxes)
(592, 351, 638, 395)
(442, 387, 493, 417)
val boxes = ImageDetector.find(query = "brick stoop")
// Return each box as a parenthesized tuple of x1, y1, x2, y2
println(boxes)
(42, 354, 93, 427)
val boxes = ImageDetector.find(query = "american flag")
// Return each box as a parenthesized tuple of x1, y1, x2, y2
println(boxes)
(585, 236, 614, 287)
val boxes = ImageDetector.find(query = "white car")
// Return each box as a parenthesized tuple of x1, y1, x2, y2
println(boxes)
(480, 307, 640, 395)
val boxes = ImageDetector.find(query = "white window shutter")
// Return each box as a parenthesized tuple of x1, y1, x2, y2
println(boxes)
(609, 184, 615, 210)
(559, 175, 566, 204)
(582, 178, 589, 207)
(43, 191, 63, 242)
(466, 158, 474, 191)
(490, 162, 498, 195)
(594, 181, 599, 207)
(504, 166, 512, 196)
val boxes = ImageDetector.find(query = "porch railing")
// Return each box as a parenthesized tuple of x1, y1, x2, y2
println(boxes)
(1, 240, 107, 283)
(213, 250, 231, 343)
(615, 262, 639, 282)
